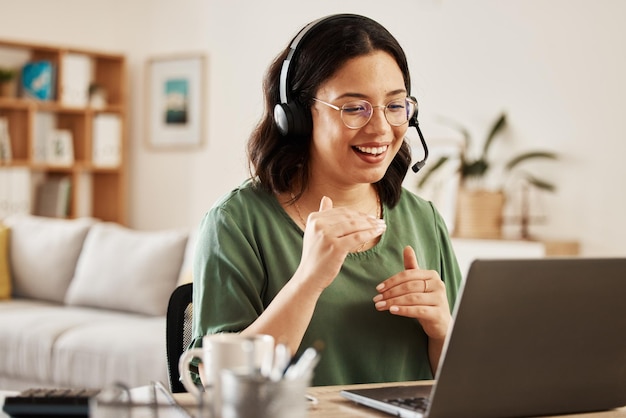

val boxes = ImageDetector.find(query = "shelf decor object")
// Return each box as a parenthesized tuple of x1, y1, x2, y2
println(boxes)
(21, 60, 55, 100)
(0, 67, 18, 98)
(45, 129, 74, 167)
(146, 54, 205, 149)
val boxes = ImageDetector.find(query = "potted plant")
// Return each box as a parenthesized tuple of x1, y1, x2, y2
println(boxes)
(417, 112, 557, 239)
(0, 67, 18, 98)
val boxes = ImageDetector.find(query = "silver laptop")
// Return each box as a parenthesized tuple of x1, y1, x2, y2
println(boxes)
(341, 258, 626, 418)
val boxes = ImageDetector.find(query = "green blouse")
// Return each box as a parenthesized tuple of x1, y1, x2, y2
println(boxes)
(191, 179, 462, 386)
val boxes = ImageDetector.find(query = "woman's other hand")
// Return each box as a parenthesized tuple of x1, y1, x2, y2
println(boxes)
(373, 246, 451, 341)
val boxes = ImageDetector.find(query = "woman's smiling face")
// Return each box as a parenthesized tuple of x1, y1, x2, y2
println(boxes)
(309, 50, 409, 188)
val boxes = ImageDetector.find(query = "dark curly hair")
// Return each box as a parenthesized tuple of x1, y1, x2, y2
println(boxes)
(247, 14, 413, 207)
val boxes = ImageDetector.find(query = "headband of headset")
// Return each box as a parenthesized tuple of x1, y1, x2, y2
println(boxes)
(274, 14, 366, 138)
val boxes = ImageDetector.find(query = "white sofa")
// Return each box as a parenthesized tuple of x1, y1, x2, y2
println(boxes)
(0, 214, 195, 391)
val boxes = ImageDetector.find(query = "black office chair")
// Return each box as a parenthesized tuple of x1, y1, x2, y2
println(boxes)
(165, 282, 193, 393)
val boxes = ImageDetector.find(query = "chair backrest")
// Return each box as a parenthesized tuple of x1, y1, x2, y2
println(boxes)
(165, 282, 193, 393)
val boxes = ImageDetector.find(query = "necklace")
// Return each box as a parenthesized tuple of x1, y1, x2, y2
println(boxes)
(290, 191, 382, 252)
(291, 193, 308, 228)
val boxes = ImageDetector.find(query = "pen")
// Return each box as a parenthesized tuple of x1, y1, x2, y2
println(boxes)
(269, 343, 291, 381)
(285, 347, 320, 380)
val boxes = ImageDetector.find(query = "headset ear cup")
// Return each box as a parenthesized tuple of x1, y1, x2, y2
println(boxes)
(273, 103, 291, 136)
(273, 102, 312, 138)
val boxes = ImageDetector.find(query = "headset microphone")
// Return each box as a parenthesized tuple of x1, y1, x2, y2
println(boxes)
(408, 96, 429, 173)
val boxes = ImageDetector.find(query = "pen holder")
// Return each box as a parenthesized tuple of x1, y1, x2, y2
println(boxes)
(220, 368, 310, 418)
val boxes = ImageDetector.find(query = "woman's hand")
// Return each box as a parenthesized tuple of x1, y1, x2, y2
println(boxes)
(244, 195, 385, 356)
(295, 196, 386, 292)
(373, 246, 451, 341)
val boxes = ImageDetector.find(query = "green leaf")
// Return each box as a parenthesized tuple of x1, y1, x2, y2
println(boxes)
(481, 113, 507, 158)
(461, 159, 488, 178)
(417, 155, 452, 188)
(525, 175, 557, 192)
(505, 151, 558, 171)
(0, 68, 17, 82)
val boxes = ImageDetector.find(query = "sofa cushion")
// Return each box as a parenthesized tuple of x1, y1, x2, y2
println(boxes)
(0, 299, 96, 383)
(51, 314, 168, 388)
(0, 223, 10, 300)
(3, 214, 94, 303)
(65, 222, 188, 316)
(0, 301, 168, 388)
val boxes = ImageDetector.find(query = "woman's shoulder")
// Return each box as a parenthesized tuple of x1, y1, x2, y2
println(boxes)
(395, 187, 436, 214)
(199, 179, 279, 232)
(389, 187, 451, 235)
(212, 178, 273, 211)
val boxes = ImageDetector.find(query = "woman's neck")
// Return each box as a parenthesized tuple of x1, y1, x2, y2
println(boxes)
(282, 182, 381, 232)
(301, 181, 376, 209)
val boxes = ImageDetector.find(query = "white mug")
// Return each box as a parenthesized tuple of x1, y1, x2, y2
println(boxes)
(178, 333, 275, 405)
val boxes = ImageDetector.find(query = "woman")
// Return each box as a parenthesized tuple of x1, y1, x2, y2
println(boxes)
(191, 14, 462, 386)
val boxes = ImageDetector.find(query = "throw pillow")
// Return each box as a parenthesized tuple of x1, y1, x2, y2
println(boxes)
(65, 222, 188, 316)
(2, 214, 94, 303)
(0, 223, 11, 300)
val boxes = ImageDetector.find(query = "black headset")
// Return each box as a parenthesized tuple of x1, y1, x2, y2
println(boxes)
(272, 14, 429, 173)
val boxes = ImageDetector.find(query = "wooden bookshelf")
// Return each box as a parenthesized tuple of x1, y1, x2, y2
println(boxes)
(0, 39, 127, 224)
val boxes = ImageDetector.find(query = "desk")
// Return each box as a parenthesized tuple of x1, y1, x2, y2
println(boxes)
(2, 385, 624, 418)
(174, 381, 626, 418)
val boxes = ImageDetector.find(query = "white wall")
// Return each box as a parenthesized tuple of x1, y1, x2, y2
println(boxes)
(1, 0, 625, 257)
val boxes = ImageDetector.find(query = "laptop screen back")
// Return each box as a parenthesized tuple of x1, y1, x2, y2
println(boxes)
(427, 258, 626, 418)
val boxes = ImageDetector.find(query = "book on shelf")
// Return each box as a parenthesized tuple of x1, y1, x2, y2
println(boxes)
(74, 172, 92, 218)
(34, 176, 71, 218)
(0, 167, 32, 218)
(33, 112, 55, 163)
(21, 60, 55, 101)
(61, 53, 92, 107)
(0, 117, 12, 163)
(92, 114, 121, 167)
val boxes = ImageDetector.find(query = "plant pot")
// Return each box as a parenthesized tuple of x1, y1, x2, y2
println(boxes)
(0, 80, 17, 98)
(455, 189, 505, 239)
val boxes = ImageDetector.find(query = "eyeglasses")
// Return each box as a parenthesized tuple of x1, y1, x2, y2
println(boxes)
(312, 97, 417, 129)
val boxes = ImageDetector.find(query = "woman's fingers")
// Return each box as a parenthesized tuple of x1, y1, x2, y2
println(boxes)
(403, 245, 419, 270)
(373, 246, 451, 340)
(306, 201, 386, 248)
(297, 196, 385, 290)
(318, 195, 333, 212)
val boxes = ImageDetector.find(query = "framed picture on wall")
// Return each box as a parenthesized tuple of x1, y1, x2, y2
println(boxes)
(145, 54, 206, 149)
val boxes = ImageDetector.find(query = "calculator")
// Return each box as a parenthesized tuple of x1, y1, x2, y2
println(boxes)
(2, 387, 100, 417)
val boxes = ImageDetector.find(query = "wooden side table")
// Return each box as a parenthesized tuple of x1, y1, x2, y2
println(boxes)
(542, 240, 580, 256)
